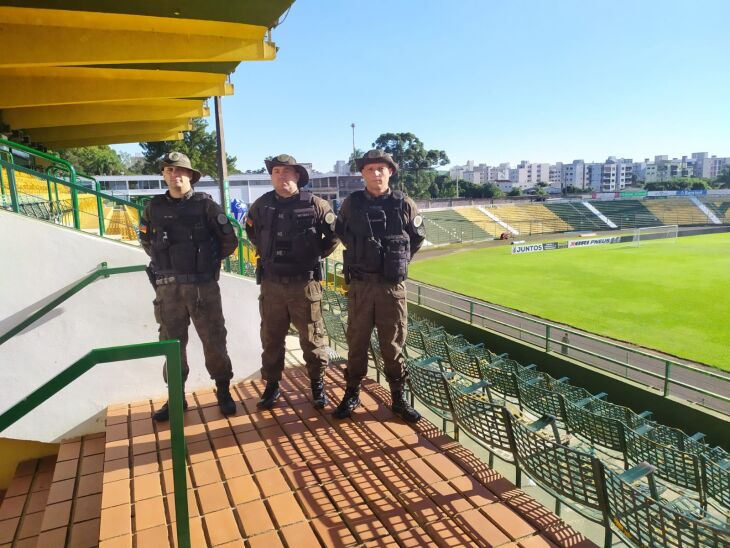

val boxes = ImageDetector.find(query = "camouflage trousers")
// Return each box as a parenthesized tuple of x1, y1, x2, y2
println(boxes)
(153, 281, 234, 386)
(345, 279, 408, 391)
(259, 279, 328, 382)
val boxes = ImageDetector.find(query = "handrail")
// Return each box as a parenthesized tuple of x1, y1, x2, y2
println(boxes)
(0, 137, 77, 183)
(0, 262, 146, 346)
(404, 278, 730, 411)
(0, 340, 191, 548)
(4, 159, 143, 212)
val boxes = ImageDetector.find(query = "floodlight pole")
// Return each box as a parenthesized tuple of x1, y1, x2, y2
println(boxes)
(351, 123, 356, 157)
(214, 96, 230, 215)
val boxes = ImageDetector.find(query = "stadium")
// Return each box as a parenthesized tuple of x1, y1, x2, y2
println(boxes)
(0, 3, 729, 548)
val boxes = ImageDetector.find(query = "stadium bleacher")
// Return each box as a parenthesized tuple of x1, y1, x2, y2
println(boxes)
(319, 286, 730, 546)
(643, 197, 712, 225)
(701, 198, 730, 222)
(422, 208, 492, 244)
(589, 199, 662, 228)
(456, 206, 503, 237)
(544, 201, 608, 231)
(489, 203, 573, 235)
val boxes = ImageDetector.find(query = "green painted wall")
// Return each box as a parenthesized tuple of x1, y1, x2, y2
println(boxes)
(410, 303, 729, 449)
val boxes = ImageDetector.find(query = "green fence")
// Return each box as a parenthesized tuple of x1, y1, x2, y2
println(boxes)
(1, 138, 143, 243)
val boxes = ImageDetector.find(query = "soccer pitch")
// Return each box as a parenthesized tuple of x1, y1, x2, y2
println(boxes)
(409, 232, 730, 371)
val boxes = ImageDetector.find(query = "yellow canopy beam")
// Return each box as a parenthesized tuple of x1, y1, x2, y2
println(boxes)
(25, 120, 193, 143)
(44, 132, 184, 150)
(1, 99, 209, 130)
(0, 67, 233, 109)
(0, 7, 276, 68)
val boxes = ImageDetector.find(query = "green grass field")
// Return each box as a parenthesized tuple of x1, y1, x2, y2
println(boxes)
(410, 233, 730, 371)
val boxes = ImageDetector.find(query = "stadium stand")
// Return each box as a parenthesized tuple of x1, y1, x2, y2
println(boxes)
(701, 197, 730, 223)
(643, 197, 713, 225)
(456, 207, 503, 237)
(490, 203, 573, 235)
(544, 201, 608, 231)
(589, 199, 662, 228)
(317, 286, 730, 545)
(421, 208, 493, 244)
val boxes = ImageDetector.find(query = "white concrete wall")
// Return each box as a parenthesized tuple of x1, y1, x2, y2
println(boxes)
(0, 211, 263, 443)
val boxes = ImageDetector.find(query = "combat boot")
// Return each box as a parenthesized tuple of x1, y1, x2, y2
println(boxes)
(216, 382, 236, 416)
(152, 398, 189, 422)
(391, 390, 420, 423)
(332, 386, 360, 419)
(311, 378, 328, 409)
(257, 381, 281, 410)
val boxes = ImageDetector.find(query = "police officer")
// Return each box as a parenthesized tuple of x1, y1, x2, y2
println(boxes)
(245, 154, 338, 410)
(139, 152, 239, 421)
(333, 149, 426, 422)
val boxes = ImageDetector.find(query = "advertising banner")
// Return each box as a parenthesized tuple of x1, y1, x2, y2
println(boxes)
(620, 190, 647, 197)
(567, 236, 621, 248)
(511, 243, 544, 254)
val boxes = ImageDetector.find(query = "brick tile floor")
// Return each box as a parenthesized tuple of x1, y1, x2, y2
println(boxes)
(90, 363, 593, 547)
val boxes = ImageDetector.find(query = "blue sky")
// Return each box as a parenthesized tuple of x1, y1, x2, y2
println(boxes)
(117, 0, 730, 172)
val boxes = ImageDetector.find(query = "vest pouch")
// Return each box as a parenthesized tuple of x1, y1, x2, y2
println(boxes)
(382, 235, 410, 282)
(196, 240, 217, 274)
(168, 241, 197, 273)
(359, 237, 383, 272)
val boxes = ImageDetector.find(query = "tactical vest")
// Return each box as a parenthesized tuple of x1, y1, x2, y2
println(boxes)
(343, 190, 410, 283)
(256, 191, 321, 277)
(148, 193, 220, 282)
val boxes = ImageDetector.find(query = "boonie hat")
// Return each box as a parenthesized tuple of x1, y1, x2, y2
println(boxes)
(159, 151, 202, 184)
(355, 149, 398, 174)
(265, 153, 310, 186)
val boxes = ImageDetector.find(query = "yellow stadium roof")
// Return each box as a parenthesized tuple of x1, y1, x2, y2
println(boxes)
(0, 0, 294, 149)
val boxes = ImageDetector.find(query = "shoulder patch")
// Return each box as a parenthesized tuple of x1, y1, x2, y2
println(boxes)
(412, 214, 423, 228)
(324, 211, 336, 225)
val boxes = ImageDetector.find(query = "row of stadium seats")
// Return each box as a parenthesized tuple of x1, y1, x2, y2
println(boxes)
(400, 316, 728, 509)
(488, 203, 572, 235)
(644, 198, 714, 225)
(702, 198, 730, 222)
(319, 287, 729, 545)
(590, 199, 662, 228)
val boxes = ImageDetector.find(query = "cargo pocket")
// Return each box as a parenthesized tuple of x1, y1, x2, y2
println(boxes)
(305, 282, 323, 322)
(387, 283, 408, 322)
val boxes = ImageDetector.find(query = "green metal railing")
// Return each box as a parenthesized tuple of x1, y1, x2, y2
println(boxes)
(1, 138, 143, 241)
(0, 340, 191, 548)
(0, 262, 146, 346)
(0, 260, 191, 546)
(404, 279, 730, 413)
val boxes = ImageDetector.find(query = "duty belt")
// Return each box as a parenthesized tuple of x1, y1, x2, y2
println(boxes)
(262, 271, 315, 284)
(349, 271, 387, 282)
(156, 273, 215, 285)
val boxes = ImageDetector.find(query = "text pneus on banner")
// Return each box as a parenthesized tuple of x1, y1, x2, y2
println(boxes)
(567, 236, 621, 248)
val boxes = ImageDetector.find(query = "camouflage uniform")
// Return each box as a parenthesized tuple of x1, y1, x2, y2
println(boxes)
(335, 190, 425, 390)
(245, 154, 338, 409)
(139, 189, 238, 387)
(331, 148, 425, 421)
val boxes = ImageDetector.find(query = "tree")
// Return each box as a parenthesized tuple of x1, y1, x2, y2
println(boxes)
(348, 148, 364, 173)
(118, 151, 145, 174)
(139, 118, 239, 178)
(56, 146, 125, 176)
(371, 132, 449, 198)
(715, 166, 730, 189)
(508, 188, 522, 197)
